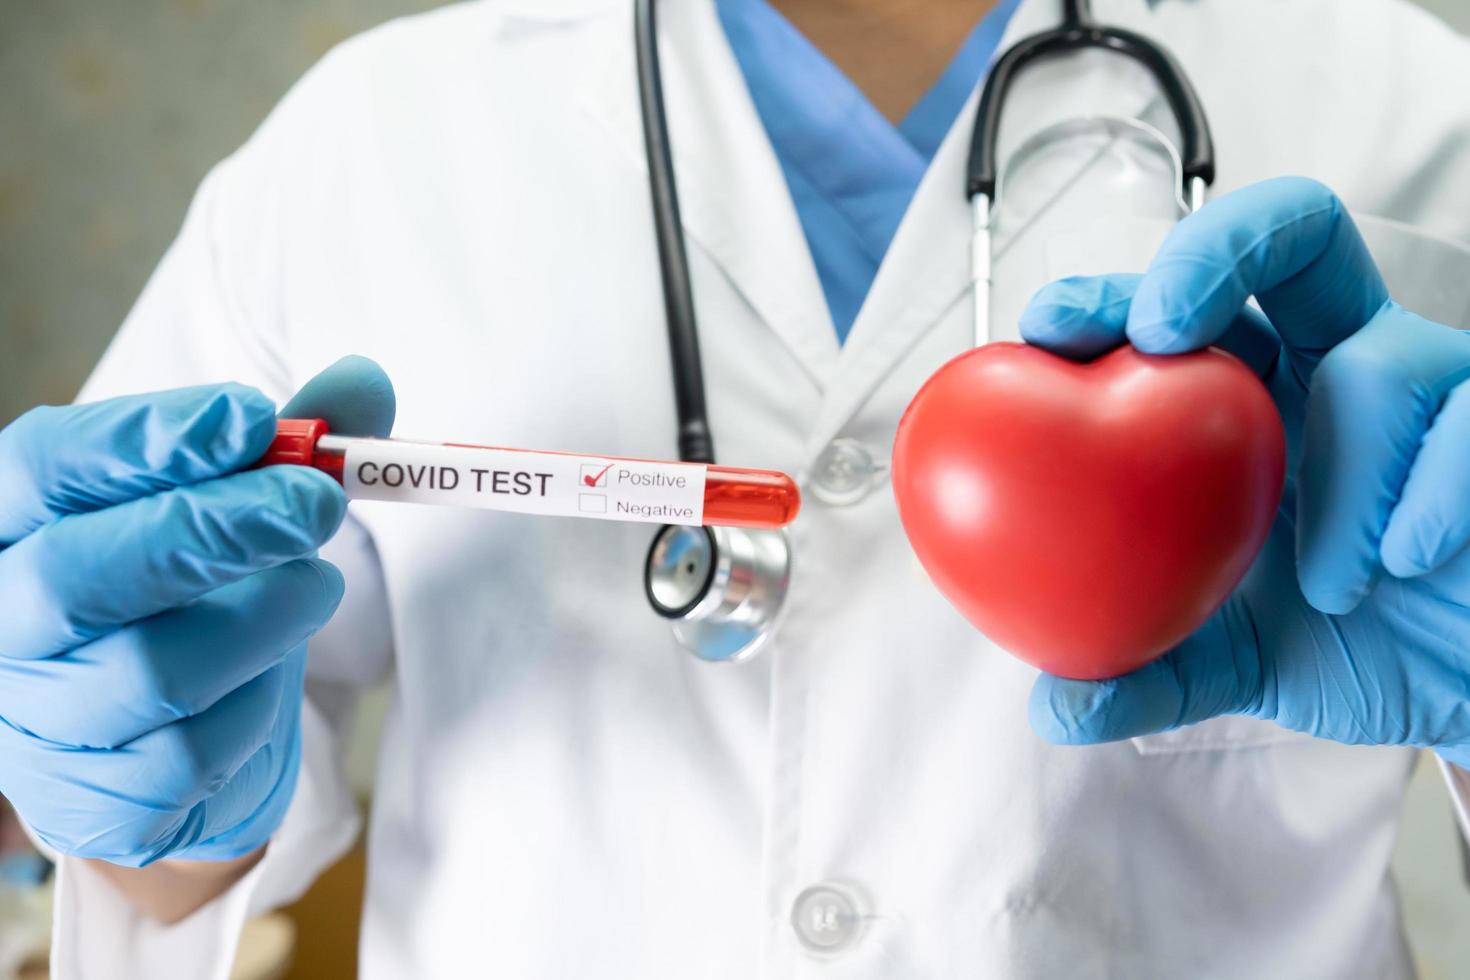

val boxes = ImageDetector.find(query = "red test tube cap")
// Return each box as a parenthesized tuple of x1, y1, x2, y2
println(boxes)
(258, 418, 330, 467)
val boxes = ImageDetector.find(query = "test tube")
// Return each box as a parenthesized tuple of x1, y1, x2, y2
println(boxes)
(259, 418, 800, 530)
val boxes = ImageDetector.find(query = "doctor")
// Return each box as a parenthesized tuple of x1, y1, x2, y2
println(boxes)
(2, 0, 1470, 977)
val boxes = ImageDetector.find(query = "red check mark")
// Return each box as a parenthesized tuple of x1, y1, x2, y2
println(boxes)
(584, 462, 614, 488)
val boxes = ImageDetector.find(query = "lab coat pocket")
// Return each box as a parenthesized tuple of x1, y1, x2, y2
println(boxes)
(1130, 714, 1313, 755)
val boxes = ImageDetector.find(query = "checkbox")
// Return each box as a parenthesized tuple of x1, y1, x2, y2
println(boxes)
(579, 493, 608, 513)
(581, 462, 613, 488)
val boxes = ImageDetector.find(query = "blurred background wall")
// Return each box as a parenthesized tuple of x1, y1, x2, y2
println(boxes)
(3, 1, 1470, 978)
(0, 0, 439, 423)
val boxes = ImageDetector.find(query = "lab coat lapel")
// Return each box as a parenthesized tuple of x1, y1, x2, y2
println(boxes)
(575, 0, 839, 390)
(803, 0, 1166, 459)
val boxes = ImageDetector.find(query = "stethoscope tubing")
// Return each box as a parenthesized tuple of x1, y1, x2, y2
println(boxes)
(966, 4, 1216, 203)
(634, 0, 715, 466)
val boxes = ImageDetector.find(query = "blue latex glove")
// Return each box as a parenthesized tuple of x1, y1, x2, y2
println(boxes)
(1021, 177, 1470, 766)
(0, 355, 394, 866)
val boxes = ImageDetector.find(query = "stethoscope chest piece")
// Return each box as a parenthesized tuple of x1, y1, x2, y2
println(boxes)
(645, 524, 792, 663)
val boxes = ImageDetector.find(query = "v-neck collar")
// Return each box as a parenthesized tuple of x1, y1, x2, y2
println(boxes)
(714, 0, 928, 267)
(714, 0, 1021, 341)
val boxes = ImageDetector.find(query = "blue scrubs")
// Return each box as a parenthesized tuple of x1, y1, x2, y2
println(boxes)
(716, 0, 1022, 343)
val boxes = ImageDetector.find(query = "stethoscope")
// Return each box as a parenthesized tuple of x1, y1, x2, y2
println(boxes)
(637, 0, 1216, 663)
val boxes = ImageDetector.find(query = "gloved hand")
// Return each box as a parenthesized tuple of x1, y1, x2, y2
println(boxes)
(1020, 176, 1470, 767)
(0, 355, 394, 866)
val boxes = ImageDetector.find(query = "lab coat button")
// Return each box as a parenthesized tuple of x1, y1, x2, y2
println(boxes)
(810, 438, 884, 506)
(791, 882, 864, 954)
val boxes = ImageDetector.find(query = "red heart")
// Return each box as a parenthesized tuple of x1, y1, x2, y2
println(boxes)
(892, 343, 1285, 680)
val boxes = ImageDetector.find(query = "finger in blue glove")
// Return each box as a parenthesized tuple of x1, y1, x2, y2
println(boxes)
(0, 356, 395, 865)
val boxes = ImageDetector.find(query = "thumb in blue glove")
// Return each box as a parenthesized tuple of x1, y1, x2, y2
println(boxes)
(0, 355, 394, 866)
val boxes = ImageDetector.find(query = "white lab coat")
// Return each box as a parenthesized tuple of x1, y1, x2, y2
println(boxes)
(47, 0, 1470, 977)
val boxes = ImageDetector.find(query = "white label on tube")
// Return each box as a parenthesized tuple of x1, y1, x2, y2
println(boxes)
(342, 440, 708, 526)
